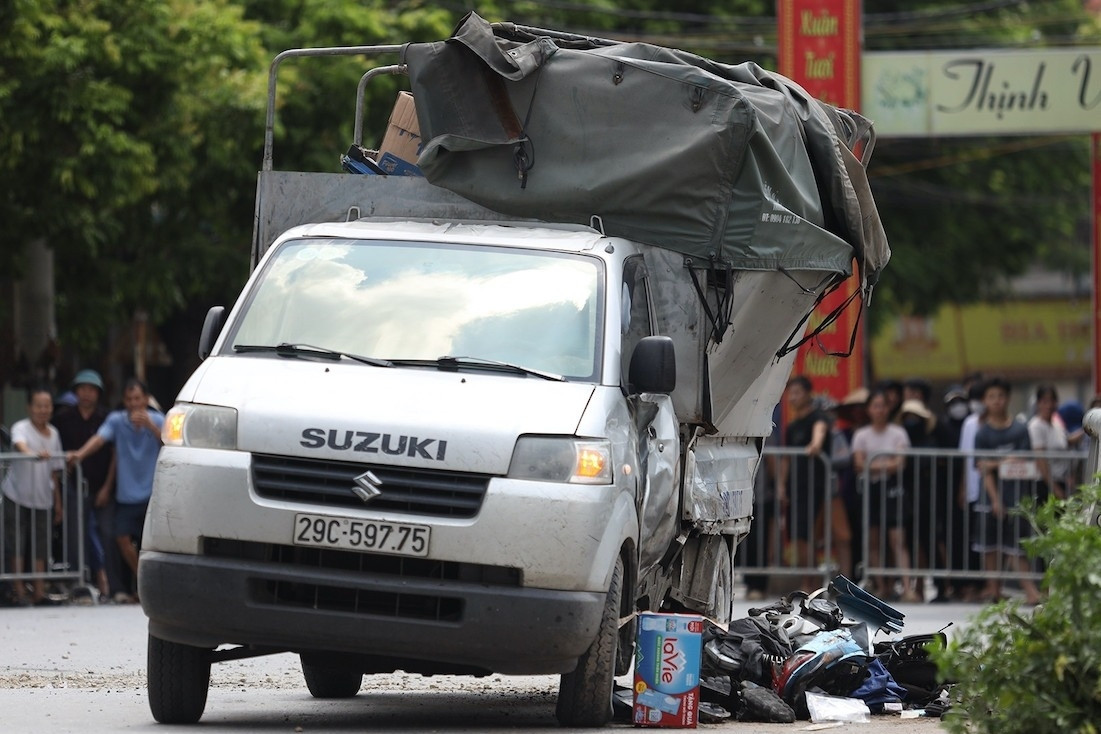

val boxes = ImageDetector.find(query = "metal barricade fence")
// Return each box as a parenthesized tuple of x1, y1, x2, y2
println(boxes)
(0, 452, 85, 604)
(860, 447, 1087, 601)
(736, 447, 838, 592)
(737, 445, 1088, 600)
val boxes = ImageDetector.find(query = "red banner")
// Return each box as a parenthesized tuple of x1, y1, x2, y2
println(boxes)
(778, 0, 864, 401)
(778, 0, 861, 107)
(1092, 133, 1101, 394)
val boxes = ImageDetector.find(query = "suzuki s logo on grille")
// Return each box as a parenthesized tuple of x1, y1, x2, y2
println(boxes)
(352, 470, 383, 503)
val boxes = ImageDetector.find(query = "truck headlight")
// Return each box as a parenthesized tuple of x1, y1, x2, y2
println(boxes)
(508, 437, 612, 485)
(163, 404, 238, 450)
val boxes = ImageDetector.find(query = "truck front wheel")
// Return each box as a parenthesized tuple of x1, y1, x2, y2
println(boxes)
(147, 634, 212, 724)
(301, 658, 364, 698)
(555, 556, 623, 727)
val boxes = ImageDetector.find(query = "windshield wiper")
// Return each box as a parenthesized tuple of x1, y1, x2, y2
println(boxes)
(390, 355, 566, 382)
(234, 343, 392, 367)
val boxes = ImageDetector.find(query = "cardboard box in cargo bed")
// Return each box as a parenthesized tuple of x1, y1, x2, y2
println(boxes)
(377, 91, 424, 176)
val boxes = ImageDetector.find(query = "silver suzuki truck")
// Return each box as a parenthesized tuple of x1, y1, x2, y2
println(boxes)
(139, 20, 888, 728)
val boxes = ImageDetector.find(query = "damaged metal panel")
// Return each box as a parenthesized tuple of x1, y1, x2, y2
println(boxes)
(712, 349, 798, 439)
(669, 534, 734, 620)
(683, 433, 758, 537)
(643, 244, 821, 436)
(635, 394, 681, 577)
(705, 269, 822, 437)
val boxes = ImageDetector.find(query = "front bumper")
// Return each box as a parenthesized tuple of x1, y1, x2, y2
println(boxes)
(140, 549, 605, 674)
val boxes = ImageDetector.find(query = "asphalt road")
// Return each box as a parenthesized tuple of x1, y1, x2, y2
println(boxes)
(0, 599, 973, 733)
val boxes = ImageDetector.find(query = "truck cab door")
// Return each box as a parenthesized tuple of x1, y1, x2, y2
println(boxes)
(620, 257, 681, 576)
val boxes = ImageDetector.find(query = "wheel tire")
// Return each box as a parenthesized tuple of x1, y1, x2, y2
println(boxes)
(556, 556, 622, 727)
(147, 634, 211, 724)
(301, 658, 363, 699)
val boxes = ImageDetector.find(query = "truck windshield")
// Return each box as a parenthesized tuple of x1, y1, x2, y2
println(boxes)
(227, 238, 604, 381)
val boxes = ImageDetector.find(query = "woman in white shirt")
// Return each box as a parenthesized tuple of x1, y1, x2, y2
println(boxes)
(2, 387, 64, 605)
(1027, 384, 1069, 501)
(852, 390, 916, 602)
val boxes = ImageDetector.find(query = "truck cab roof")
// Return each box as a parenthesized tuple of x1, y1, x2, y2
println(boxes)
(275, 218, 618, 255)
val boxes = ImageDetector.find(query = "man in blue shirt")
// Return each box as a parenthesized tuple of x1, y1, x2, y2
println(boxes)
(68, 378, 163, 598)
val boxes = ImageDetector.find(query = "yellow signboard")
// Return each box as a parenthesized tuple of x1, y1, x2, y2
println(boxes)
(872, 300, 1091, 380)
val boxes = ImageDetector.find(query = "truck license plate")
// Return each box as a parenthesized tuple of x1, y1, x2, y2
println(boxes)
(293, 513, 430, 557)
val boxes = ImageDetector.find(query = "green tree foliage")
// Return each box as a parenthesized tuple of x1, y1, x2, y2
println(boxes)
(869, 134, 1092, 321)
(236, 0, 452, 173)
(862, 0, 1100, 323)
(0, 1, 452, 358)
(865, 0, 1099, 51)
(0, 0, 269, 352)
(2, 0, 1099, 368)
(936, 481, 1101, 733)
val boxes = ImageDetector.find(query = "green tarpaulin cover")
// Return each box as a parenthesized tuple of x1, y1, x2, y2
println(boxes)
(403, 13, 889, 294)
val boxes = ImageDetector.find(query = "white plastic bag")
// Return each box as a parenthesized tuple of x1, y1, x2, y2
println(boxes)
(804, 691, 871, 723)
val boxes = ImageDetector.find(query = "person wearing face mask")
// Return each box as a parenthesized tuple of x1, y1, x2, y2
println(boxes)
(943, 390, 971, 425)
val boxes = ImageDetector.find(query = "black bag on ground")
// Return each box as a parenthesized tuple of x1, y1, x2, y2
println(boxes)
(701, 617, 792, 686)
(874, 632, 949, 705)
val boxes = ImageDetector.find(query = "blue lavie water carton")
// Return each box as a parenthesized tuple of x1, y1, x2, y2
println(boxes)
(632, 612, 704, 728)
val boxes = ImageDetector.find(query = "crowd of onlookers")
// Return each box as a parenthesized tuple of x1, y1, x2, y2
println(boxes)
(741, 373, 1096, 605)
(1, 370, 163, 607)
(3, 367, 1096, 608)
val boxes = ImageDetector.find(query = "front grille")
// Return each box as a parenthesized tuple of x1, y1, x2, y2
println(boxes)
(203, 538, 520, 622)
(249, 578, 464, 621)
(252, 454, 491, 517)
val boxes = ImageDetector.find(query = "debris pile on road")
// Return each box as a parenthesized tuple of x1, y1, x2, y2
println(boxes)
(616, 575, 953, 726)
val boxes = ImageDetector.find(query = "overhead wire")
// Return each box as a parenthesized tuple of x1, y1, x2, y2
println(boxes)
(493, 0, 1039, 26)
(873, 175, 1086, 207)
(463, 1, 1098, 54)
(495, 0, 775, 27)
(871, 136, 1086, 178)
(487, 0, 1095, 35)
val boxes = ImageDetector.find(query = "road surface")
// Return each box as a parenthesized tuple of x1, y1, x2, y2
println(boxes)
(0, 599, 972, 732)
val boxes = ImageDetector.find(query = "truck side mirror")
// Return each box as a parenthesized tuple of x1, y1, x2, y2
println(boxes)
(198, 306, 227, 360)
(629, 336, 676, 394)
